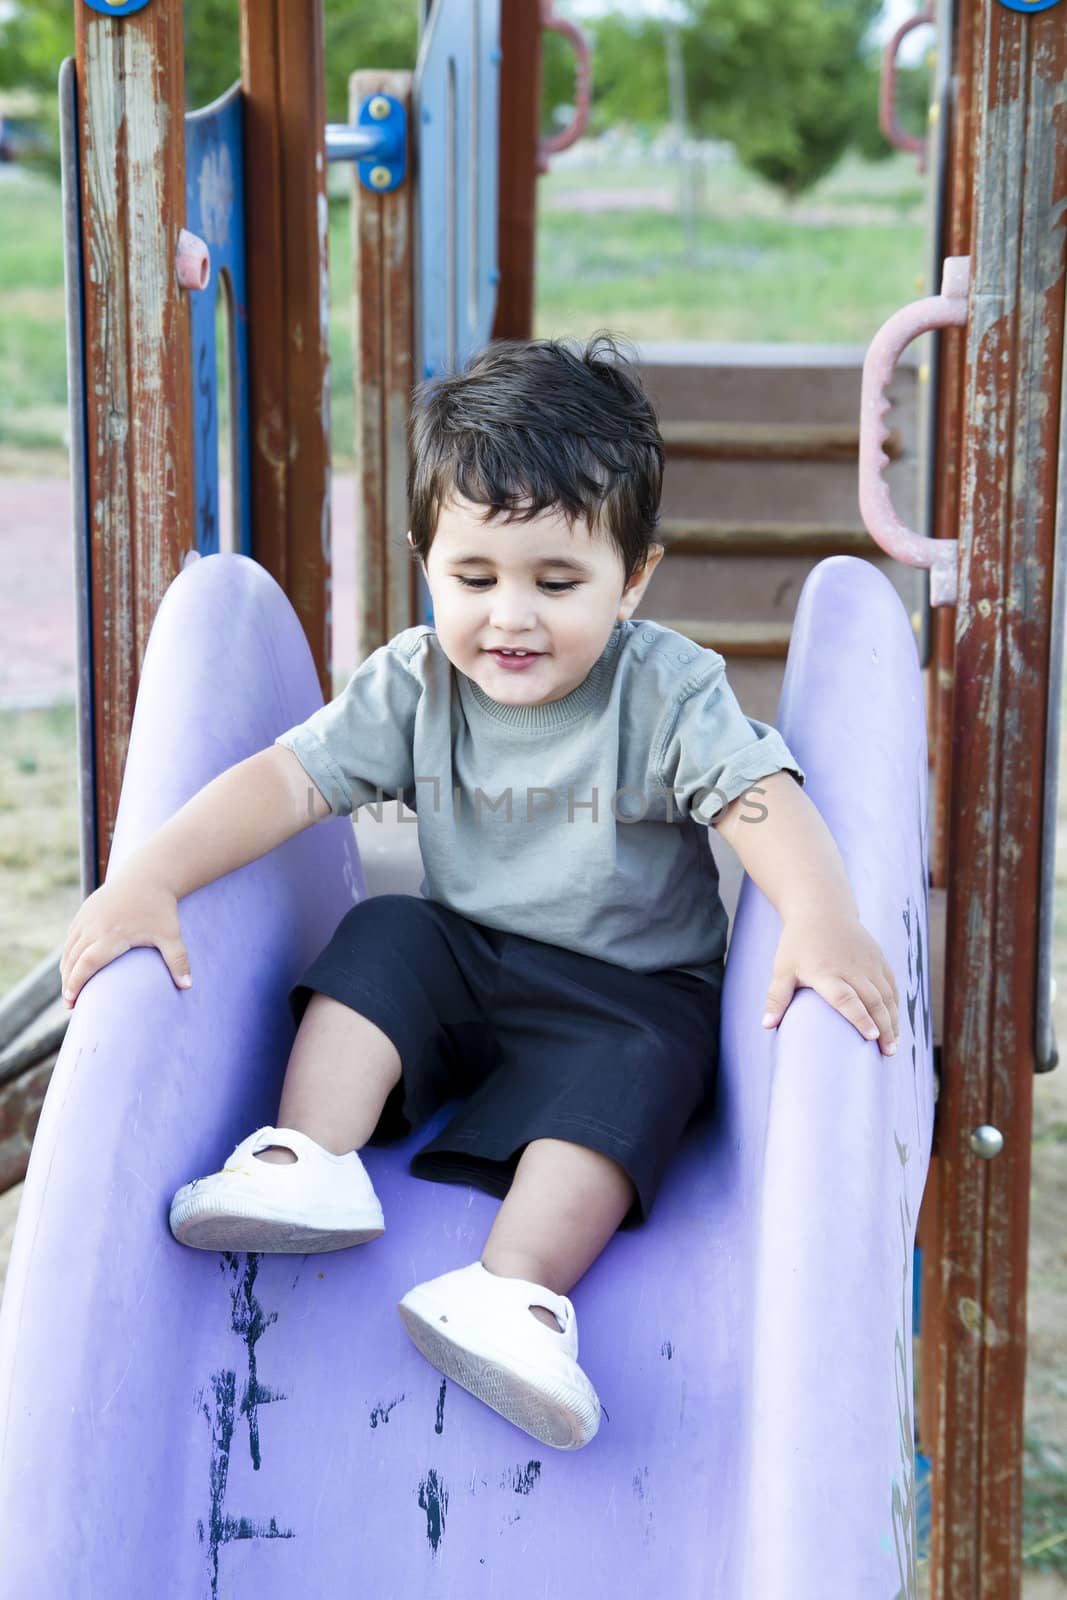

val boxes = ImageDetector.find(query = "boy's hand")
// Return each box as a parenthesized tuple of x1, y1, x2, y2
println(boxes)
(761, 912, 900, 1056)
(60, 868, 192, 1009)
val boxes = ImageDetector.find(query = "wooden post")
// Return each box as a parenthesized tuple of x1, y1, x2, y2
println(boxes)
(491, 0, 542, 340)
(74, 0, 194, 884)
(241, 0, 332, 699)
(917, 0, 979, 1475)
(350, 71, 417, 660)
(929, 3, 1067, 1592)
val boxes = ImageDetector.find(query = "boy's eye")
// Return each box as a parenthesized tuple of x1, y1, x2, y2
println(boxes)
(454, 577, 578, 594)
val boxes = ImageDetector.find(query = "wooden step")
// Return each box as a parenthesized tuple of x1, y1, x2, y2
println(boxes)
(637, 341, 918, 426)
(660, 421, 902, 464)
(659, 520, 877, 557)
(661, 619, 793, 657)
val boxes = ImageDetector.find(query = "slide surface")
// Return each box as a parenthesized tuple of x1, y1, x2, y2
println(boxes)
(0, 553, 932, 1598)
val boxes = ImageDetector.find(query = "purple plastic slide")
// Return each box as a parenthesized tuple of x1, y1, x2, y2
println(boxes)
(0, 552, 933, 1597)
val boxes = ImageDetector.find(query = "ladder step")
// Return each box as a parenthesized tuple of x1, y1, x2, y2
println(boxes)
(659, 520, 876, 557)
(661, 620, 793, 658)
(660, 421, 902, 464)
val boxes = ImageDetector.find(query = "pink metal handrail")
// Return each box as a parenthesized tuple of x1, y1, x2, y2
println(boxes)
(879, 10, 935, 173)
(537, 1, 592, 175)
(858, 256, 970, 607)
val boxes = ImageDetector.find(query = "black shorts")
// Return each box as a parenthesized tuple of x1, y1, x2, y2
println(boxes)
(287, 894, 722, 1230)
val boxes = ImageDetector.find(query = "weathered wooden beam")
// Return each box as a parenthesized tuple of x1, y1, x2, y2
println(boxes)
(490, 0, 542, 341)
(930, 4, 1067, 1593)
(351, 70, 417, 661)
(919, 0, 981, 1495)
(661, 620, 793, 657)
(74, 0, 194, 883)
(241, 0, 332, 698)
(660, 420, 902, 464)
(658, 519, 877, 557)
(0, 946, 62, 1058)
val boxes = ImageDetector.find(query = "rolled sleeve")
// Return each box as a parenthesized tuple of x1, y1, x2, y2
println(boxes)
(654, 662, 804, 827)
(274, 633, 427, 818)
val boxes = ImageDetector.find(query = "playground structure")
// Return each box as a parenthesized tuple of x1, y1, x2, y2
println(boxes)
(0, 0, 1063, 1594)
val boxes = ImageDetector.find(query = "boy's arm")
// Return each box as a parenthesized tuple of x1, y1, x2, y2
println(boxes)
(713, 770, 900, 1054)
(127, 744, 330, 899)
(60, 747, 330, 1006)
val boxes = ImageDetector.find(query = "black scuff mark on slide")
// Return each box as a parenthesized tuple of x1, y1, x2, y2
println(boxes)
(661, 1339, 673, 1360)
(632, 1465, 655, 1546)
(196, 1252, 293, 1599)
(435, 1377, 447, 1434)
(197, 1370, 294, 1600)
(418, 1469, 449, 1554)
(370, 1394, 407, 1428)
(501, 1461, 542, 1495)
(225, 1250, 287, 1470)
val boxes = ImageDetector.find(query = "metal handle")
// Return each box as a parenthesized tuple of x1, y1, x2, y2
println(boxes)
(858, 255, 970, 606)
(537, 1, 592, 175)
(879, 11, 935, 172)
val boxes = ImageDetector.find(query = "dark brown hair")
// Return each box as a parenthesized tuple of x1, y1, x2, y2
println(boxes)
(406, 333, 664, 587)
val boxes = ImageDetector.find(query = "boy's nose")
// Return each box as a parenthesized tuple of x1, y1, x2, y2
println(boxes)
(489, 595, 538, 631)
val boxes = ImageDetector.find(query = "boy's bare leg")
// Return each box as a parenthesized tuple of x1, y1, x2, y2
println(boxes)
(480, 1138, 636, 1329)
(255, 993, 402, 1163)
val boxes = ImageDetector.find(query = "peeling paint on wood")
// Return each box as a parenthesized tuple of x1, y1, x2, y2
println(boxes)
(928, 3, 1067, 1595)
(352, 70, 416, 659)
(76, 0, 194, 882)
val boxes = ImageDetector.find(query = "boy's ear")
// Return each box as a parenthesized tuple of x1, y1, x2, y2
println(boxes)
(617, 543, 665, 621)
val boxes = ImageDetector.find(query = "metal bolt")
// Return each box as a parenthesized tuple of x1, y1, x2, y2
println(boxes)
(368, 96, 391, 122)
(968, 1125, 1004, 1159)
(369, 166, 392, 190)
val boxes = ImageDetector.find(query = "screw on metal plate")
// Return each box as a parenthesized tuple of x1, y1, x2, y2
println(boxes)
(968, 1125, 1004, 1159)
(324, 94, 407, 194)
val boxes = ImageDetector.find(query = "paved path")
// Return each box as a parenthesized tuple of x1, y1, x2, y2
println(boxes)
(0, 474, 364, 709)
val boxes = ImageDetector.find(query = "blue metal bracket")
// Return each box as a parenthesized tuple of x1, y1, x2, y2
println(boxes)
(325, 94, 407, 194)
(81, 0, 154, 15)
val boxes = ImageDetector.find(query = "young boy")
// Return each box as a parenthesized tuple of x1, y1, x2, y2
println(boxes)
(58, 335, 899, 1454)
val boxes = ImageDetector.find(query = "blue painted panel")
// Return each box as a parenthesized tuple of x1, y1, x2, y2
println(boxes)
(185, 83, 253, 558)
(413, 0, 500, 623)
(414, 0, 500, 382)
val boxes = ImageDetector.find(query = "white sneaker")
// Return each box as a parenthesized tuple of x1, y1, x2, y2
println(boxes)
(397, 1261, 601, 1450)
(168, 1125, 385, 1253)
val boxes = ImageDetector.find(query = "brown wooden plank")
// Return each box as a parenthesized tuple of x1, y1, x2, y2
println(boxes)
(661, 620, 793, 657)
(75, 0, 194, 883)
(658, 519, 877, 557)
(241, 0, 331, 699)
(930, 5, 1067, 1593)
(920, 0, 981, 1508)
(490, 0, 542, 340)
(351, 70, 416, 660)
(660, 420, 902, 463)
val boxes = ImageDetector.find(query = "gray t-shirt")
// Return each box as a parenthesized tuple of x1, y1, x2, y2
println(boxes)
(275, 618, 804, 985)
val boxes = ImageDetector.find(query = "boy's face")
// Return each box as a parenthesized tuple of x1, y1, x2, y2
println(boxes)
(409, 494, 664, 707)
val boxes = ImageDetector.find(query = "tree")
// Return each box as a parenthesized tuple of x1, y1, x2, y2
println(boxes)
(679, 0, 884, 197)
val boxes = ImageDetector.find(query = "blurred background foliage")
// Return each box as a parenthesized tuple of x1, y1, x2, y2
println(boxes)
(0, 0, 931, 200)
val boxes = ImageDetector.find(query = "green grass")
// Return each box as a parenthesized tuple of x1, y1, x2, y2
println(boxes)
(0, 703, 82, 994)
(1, 149, 928, 466)
(0, 176, 68, 452)
(1023, 1431, 1067, 1576)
